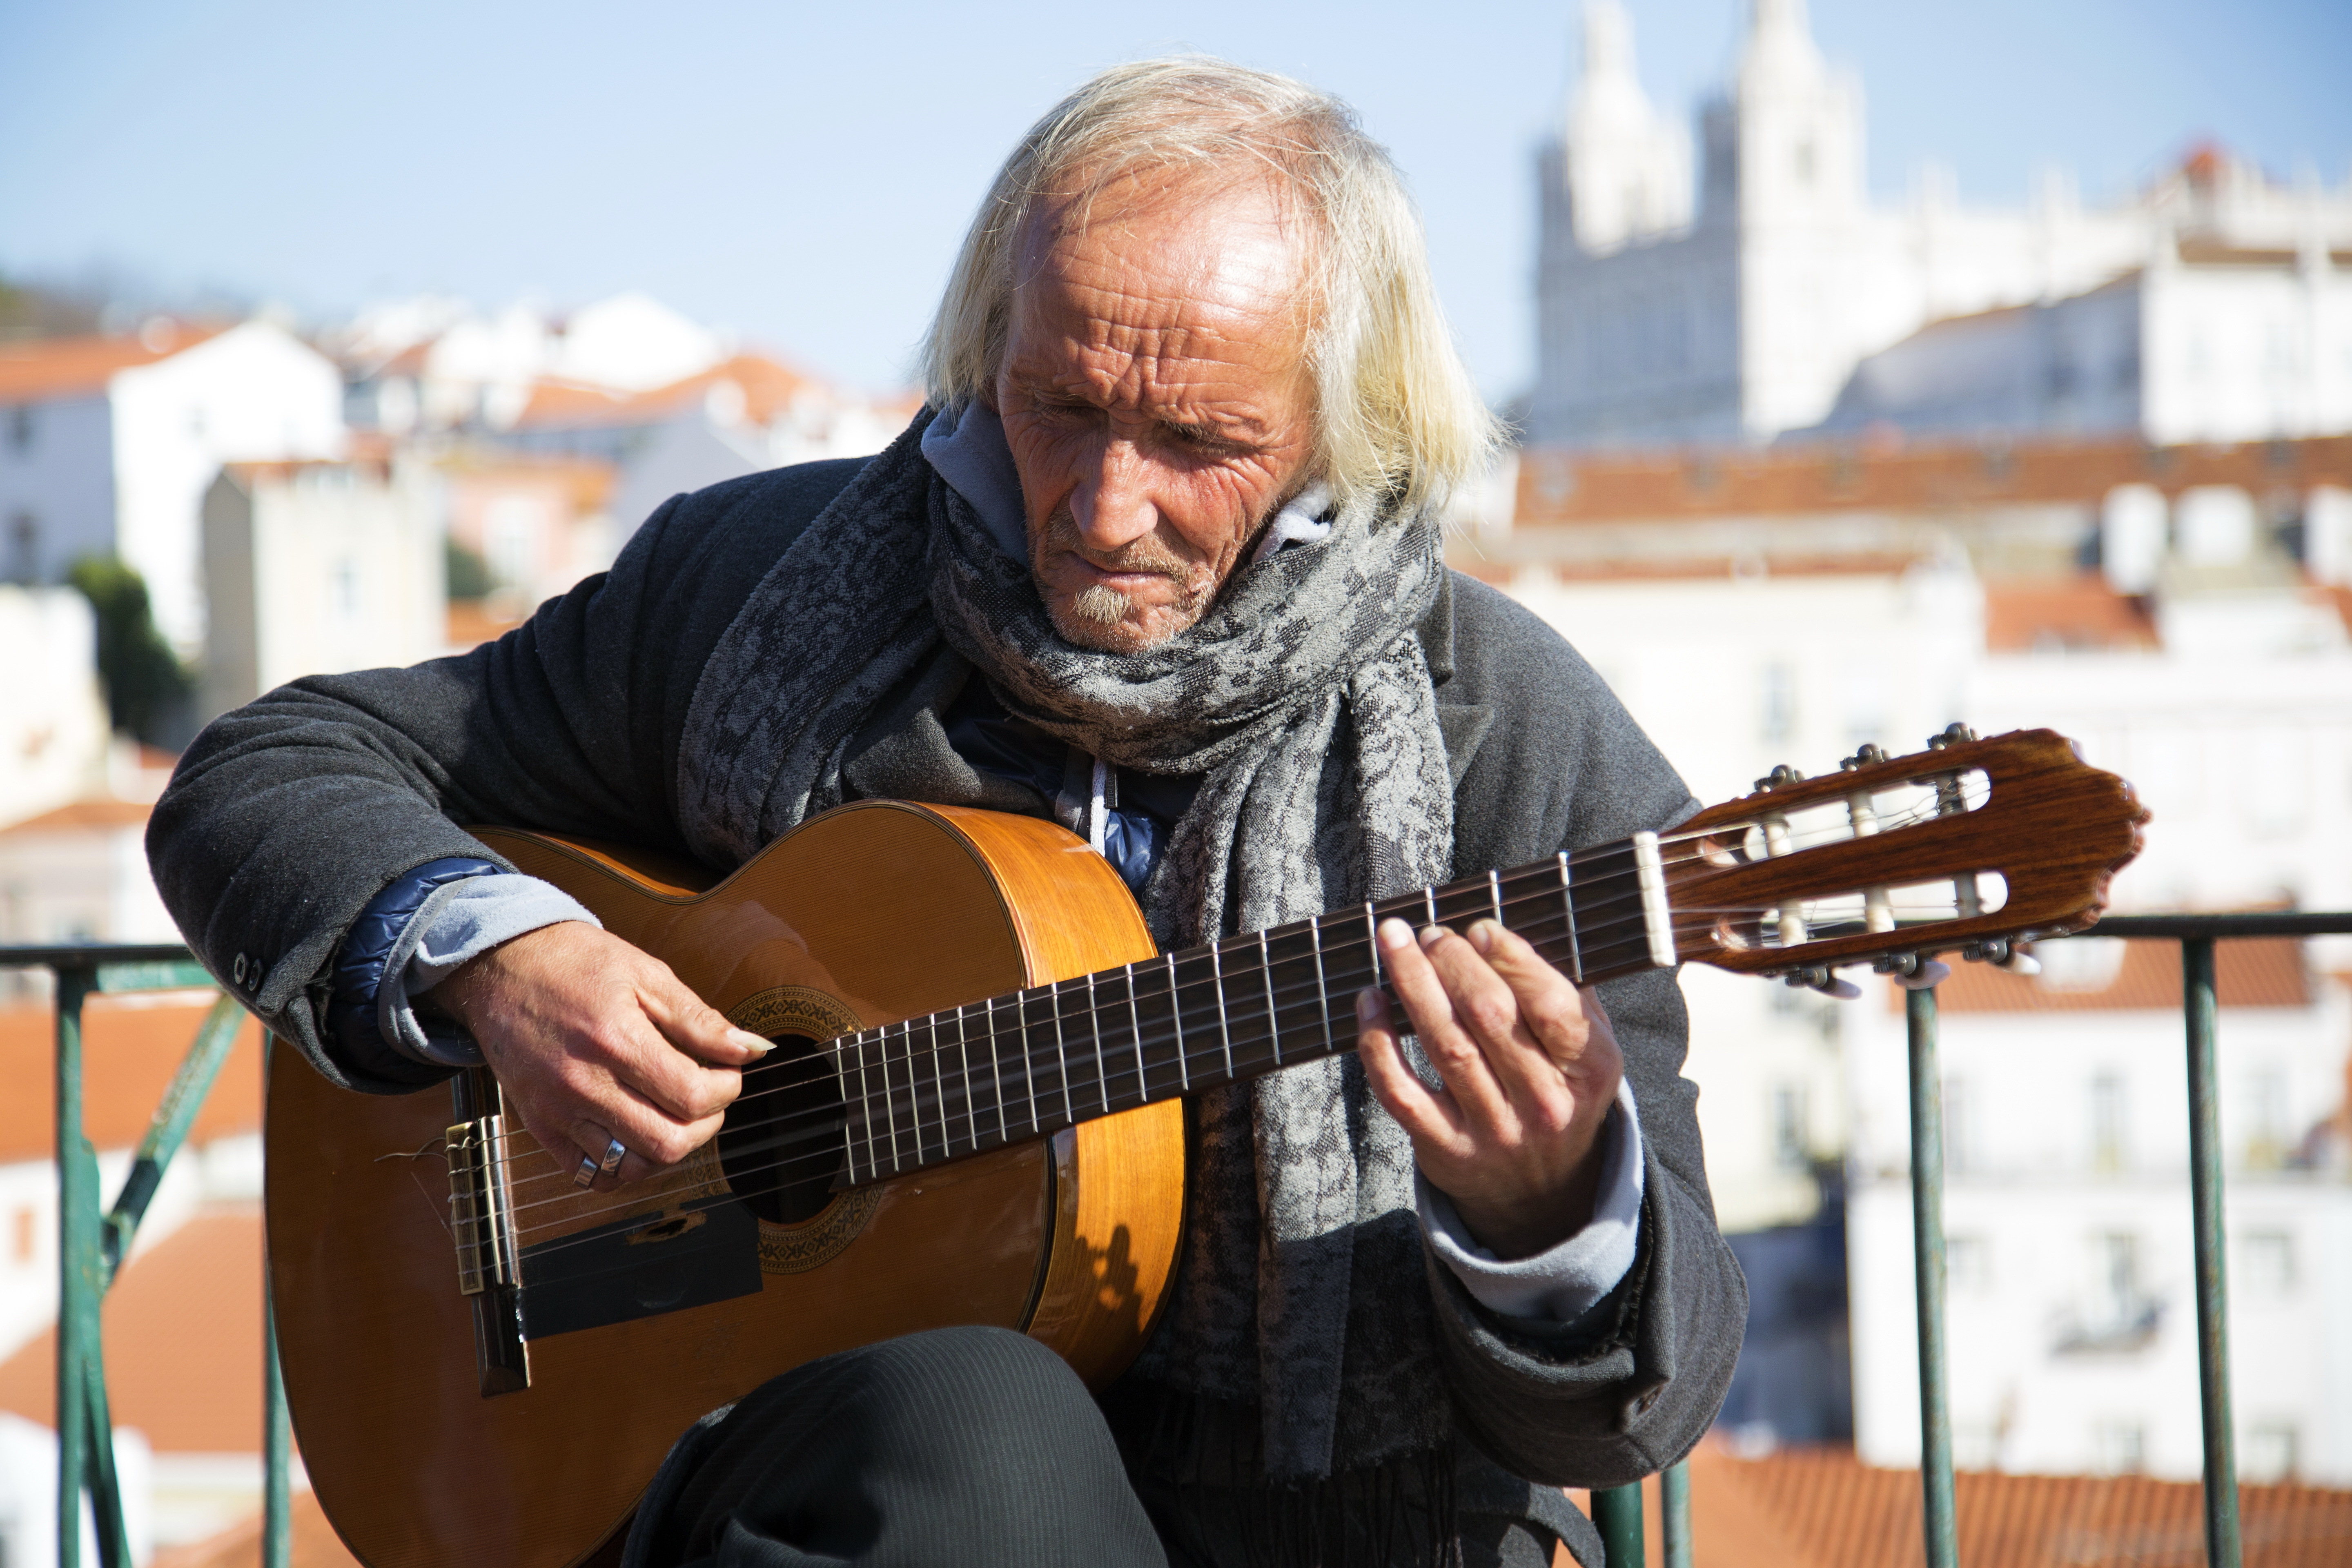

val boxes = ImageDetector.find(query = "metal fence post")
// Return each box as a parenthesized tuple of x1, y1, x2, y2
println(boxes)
(1906, 984, 1959, 1568)
(1659, 1459, 1693, 1568)
(2182, 938, 2242, 1568)
(1592, 1482, 1645, 1568)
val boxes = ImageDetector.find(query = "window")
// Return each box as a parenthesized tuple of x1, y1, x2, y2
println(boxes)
(5, 511, 34, 584)
(2241, 1068, 2290, 1170)
(2244, 1423, 2299, 1483)
(2091, 1073, 2128, 1174)
(2093, 1232, 2142, 1332)
(1760, 662, 1797, 747)
(2238, 1230, 2294, 1296)
(1771, 1083, 1809, 1171)
(1946, 1234, 1991, 1293)
(2093, 1420, 2145, 1475)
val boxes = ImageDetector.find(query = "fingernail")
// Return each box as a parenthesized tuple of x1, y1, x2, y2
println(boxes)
(1419, 923, 1448, 949)
(1378, 918, 1414, 951)
(729, 1029, 775, 1056)
(1469, 921, 1497, 954)
(1356, 988, 1381, 1023)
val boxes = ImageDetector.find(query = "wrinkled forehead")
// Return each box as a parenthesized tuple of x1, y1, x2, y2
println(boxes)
(1009, 166, 1318, 336)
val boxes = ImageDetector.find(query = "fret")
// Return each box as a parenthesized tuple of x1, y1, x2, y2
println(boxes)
(1125, 962, 1147, 1105)
(834, 1038, 859, 1187)
(1557, 852, 1582, 983)
(929, 1012, 953, 1163)
(843, 1033, 869, 1184)
(1210, 941, 1234, 1080)
(1015, 988, 1038, 1139)
(885, 1022, 909, 1174)
(1259, 930, 1281, 1067)
(1048, 979, 1074, 1127)
(951, 1005, 972, 1158)
(1424, 885, 1439, 927)
(1489, 868, 1504, 926)
(1309, 915, 1333, 1056)
(1169, 953, 1188, 1092)
(984, 995, 1008, 1146)
(1364, 902, 1382, 989)
(1085, 971, 1112, 1117)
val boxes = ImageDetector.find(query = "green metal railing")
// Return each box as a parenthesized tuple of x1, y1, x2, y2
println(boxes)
(26, 912, 2344, 1568)
(6, 942, 292, 1568)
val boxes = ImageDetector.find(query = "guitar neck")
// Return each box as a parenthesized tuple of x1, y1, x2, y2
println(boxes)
(833, 831, 1677, 1185)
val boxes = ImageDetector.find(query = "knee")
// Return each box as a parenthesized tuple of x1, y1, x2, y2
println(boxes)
(858, 1325, 1097, 1447)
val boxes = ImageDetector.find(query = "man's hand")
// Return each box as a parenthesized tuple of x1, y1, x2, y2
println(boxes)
(428, 922, 771, 1190)
(1356, 918, 1624, 1260)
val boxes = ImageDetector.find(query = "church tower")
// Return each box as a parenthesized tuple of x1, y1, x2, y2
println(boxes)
(1560, 0, 1691, 252)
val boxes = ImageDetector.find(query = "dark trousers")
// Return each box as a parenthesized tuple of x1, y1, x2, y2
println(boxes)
(630, 1326, 1555, 1568)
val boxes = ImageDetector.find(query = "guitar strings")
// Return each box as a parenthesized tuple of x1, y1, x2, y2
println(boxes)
(489, 906, 1714, 1240)
(481, 861, 1674, 1201)
(477, 785, 1982, 1214)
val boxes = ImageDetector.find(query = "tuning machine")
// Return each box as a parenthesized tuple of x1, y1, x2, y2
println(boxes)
(1783, 965, 1862, 1000)
(1962, 937, 2041, 976)
(1873, 952, 1953, 991)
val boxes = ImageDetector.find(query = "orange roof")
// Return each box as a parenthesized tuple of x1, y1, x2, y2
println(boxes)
(1514, 434, 2352, 526)
(441, 447, 617, 512)
(1936, 937, 2310, 1013)
(0, 327, 223, 402)
(0, 999, 263, 1164)
(0, 796, 154, 835)
(511, 352, 822, 432)
(152, 1490, 361, 1568)
(1984, 577, 2160, 653)
(445, 599, 528, 650)
(1612, 1439, 2352, 1568)
(0, 1208, 269, 1453)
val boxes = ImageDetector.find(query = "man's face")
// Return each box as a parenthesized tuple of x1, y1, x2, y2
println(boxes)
(995, 174, 1318, 653)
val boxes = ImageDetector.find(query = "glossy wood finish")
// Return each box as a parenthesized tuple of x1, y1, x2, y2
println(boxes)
(269, 802, 1183, 1568)
(1670, 728, 2150, 973)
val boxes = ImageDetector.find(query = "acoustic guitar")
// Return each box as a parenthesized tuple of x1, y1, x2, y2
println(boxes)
(266, 726, 2145, 1568)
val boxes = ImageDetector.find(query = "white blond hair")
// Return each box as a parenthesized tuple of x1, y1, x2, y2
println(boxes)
(920, 56, 1499, 519)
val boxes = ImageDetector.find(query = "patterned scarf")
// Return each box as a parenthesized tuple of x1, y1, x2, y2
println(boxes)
(679, 409, 1457, 1483)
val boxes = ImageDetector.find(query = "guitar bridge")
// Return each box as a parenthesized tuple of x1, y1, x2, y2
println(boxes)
(446, 1068, 530, 1396)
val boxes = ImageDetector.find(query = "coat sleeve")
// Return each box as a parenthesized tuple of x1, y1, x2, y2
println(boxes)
(145, 458, 870, 1094)
(1425, 575, 1747, 1488)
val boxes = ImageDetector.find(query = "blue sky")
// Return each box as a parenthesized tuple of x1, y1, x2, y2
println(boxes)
(3, 0, 2345, 400)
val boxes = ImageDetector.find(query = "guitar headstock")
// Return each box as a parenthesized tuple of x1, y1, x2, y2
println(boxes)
(1665, 726, 2149, 992)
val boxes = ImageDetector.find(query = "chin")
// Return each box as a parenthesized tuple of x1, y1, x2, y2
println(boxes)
(1046, 593, 1187, 653)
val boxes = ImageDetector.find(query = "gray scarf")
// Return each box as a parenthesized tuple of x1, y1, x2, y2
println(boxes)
(679, 410, 1457, 1481)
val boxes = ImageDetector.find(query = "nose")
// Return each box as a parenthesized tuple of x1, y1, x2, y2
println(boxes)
(1068, 436, 1159, 552)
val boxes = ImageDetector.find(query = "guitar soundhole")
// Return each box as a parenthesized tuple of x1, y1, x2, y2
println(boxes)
(717, 1034, 844, 1226)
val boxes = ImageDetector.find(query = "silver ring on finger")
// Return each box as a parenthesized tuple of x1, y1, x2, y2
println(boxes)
(597, 1135, 628, 1179)
(572, 1152, 600, 1189)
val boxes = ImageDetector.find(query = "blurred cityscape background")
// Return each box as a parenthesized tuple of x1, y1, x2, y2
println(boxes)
(1, 1, 2348, 1563)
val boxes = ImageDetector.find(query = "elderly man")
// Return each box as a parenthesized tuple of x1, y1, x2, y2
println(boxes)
(151, 58, 1742, 1568)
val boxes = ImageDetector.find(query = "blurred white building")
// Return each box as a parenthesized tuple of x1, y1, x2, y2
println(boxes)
(199, 457, 449, 722)
(1530, 0, 2352, 450)
(0, 322, 347, 656)
(0, 586, 112, 829)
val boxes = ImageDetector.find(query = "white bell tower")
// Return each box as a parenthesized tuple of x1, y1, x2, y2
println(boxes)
(1562, 0, 1693, 253)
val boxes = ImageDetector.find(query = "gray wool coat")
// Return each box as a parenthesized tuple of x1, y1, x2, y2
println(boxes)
(148, 455, 1747, 1562)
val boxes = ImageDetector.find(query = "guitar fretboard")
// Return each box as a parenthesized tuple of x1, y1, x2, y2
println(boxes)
(829, 831, 1677, 1185)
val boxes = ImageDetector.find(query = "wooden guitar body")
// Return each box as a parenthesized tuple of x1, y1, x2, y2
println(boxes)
(266, 801, 1186, 1568)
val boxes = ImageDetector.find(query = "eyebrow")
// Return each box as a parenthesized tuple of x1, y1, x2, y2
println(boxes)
(1007, 370, 1276, 449)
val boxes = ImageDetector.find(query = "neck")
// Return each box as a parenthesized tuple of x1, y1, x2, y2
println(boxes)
(833, 832, 1675, 1184)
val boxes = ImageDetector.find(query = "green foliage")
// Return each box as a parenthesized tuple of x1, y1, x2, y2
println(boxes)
(445, 538, 495, 601)
(0, 275, 104, 341)
(67, 556, 192, 743)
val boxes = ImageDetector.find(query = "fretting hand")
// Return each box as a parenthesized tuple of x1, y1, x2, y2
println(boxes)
(428, 922, 771, 1191)
(1355, 918, 1624, 1259)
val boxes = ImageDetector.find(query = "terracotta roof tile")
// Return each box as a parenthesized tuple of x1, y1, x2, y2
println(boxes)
(1984, 578, 2160, 653)
(0, 797, 154, 835)
(511, 352, 825, 432)
(1599, 1441, 2352, 1568)
(0, 1000, 263, 1164)
(0, 328, 224, 402)
(1514, 435, 2352, 526)
(0, 1209, 267, 1452)
(1936, 937, 2309, 1013)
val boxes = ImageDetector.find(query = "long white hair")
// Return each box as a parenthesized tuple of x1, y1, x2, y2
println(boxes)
(920, 56, 1499, 520)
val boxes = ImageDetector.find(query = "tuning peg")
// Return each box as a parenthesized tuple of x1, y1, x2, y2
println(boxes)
(1755, 763, 1806, 792)
(1967, 937, 2040, 976)
(1874, 953, 1952, 990)
(1785, 966, 1862, 1000)
(1926, 722, 1979, 750)
(1840, 744, 1889, 771)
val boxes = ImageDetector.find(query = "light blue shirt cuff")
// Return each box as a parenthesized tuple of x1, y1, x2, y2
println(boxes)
(1416, 1075, 1646, 1323)
(376, 874, 601, 1061)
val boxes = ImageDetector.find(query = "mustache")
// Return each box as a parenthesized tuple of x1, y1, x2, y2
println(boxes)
(1033, 507, 1196, 584)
